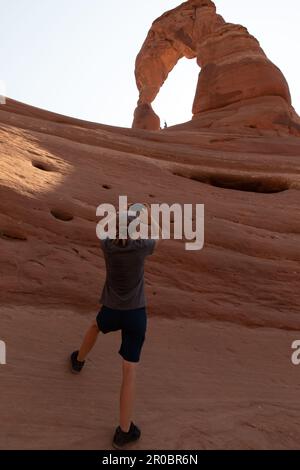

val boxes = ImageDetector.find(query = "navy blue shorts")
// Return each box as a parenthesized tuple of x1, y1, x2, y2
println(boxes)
(96, 305, 147, 363)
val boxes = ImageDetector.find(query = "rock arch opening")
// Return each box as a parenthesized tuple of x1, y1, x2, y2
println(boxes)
(152, 58, 199, 127)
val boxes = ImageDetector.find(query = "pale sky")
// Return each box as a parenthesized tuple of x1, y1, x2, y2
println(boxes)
(1, 0, 299, 127)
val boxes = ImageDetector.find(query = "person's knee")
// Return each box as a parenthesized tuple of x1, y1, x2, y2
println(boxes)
(91, 322, 100, 333)
(122, 359, 137, 377)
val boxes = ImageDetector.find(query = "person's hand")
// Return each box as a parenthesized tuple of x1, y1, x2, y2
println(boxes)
(139, 205, 150, 224)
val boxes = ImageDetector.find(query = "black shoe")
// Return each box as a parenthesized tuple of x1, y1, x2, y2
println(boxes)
(112, 422, 141, 449)
(70, 350, 85, 374)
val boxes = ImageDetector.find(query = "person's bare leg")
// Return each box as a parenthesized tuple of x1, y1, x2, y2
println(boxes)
(120, 360, 137, 432)
(77, 322, 99, 362)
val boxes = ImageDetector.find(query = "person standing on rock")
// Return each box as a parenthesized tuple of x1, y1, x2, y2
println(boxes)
(70, 204, 161, 449)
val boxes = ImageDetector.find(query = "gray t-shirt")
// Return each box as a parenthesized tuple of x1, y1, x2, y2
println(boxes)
(100, 238, 156, 310)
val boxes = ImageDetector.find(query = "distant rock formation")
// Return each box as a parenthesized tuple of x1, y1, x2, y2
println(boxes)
(132, 0, 300, 134)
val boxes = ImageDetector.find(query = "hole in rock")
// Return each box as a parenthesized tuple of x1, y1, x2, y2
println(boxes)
(210, 137, 236, 144)
(0, 230, 27, 241)
(51, 210, 74, 222)
(32, 160, 52, 172)
(153, 57, 199, 126)
(173, 172, 290, 194)
(102, 185, 111, 190)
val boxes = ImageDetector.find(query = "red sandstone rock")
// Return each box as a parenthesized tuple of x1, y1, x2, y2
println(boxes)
(132, 103, 160, 130)
(0, 97, 299, 326)
(1, 95, 300, 449)
(132, 0, 300, 134)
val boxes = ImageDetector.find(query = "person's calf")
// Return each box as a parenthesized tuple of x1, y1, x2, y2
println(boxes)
(77, 322, 100, 362)
(70, 322, 100, 373)
(120, 360, 137, 432)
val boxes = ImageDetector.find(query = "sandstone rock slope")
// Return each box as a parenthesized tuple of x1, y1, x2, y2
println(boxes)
(0, 97, 299, 329)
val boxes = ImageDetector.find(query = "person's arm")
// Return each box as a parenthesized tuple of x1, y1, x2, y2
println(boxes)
(98, 212, 118, 253)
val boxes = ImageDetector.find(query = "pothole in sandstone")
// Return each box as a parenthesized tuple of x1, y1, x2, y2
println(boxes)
(0, 229, 27, 241)
(50, 210, 74, 222)
(173, 171, 290, 194)
(32, 160, 53, 172)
